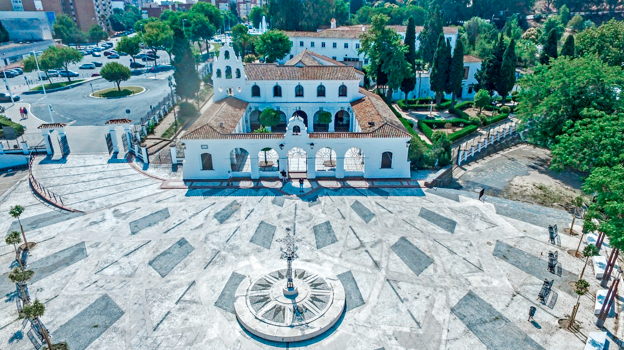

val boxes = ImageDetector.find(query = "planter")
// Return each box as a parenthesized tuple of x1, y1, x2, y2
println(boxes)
(323, 160, 336, 167)
(259, 161, 274, 167)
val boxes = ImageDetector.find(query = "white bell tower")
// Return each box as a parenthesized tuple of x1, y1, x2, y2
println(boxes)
(212, 42, 246, 102)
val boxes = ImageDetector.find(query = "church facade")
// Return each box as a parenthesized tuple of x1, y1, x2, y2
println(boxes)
(182, 44, 412, 180)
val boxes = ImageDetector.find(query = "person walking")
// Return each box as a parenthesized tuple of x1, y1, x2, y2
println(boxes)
(299, 178, 304, 193)
(19, 107, 23, 119)
(23, 107, 28, 119)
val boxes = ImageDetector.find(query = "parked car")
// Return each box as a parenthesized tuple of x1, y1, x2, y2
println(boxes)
(108, 54, 120, 59)
(0, 92, 20, 102)
(118, 51, 128, 56)
(47, 70, 60, 77)
(103, 51, 113, 56)
(147, 65, 174, 73)
(130, 69, 144, 76)
(11, 68, 23, 75)
(7, 69, 21, 76)
(135, 54, 147, 59)
(141, 56, 156, 62)
(130, 61, 145, 68)
(0, 71, 16, 78)
(91, 73, 100, 77)
(37, 71, 49, 80)
(59, 70, 79, 77)
(92, 61, 103, 67)
(79, 63, 96, 69)
(92, 52, 101, 57)
(92, 47, 104, 52)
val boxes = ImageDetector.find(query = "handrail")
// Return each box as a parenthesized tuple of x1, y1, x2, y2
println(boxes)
(28, 153, 79, 212)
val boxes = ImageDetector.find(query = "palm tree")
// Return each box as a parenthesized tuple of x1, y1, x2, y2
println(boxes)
(5, 231, 23, 269)
(9, 267, 33, 306)
(19, 299, 62, 350)
(568, 279, 589, 329)
(9, 205, 29, 249)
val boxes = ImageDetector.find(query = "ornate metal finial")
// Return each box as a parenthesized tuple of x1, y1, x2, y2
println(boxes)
(276, 228, 301, 291)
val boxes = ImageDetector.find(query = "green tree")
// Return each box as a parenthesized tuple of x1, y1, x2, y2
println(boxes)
(551, 109, 624, 172)
(447, 39, 464, 107)
(317, 111, 332, 125)
(430, 35, 451, 107)
(20, 300, 56, 350)
(88, 24, 108, 45)
(542, 16, 564, 44)
(301, 0, 334, 31)
(578, 244, 599, 279)
(502, 14, 522, 41)
(0, 20, 9, 43)
(268, 0, 300, 31)
(419, 4, 443, 66)
(495, 38, 516, 105)
(116, 35, 141, 63)
(55, 46, 83, 82)
(110, 6, 142, 31)
(189, 13, 216, 54)
(568, 195, 585, 234)
(244, 54, 257, 63)
(463, 17, 497, 52)
(231, 24, 253, 57)
(9, 205, 29, 248)
(190, 1, 224, 31)
(350, 0, 364, 14)
(335, 0, 349, 26)
(475, 33, 505, 94)
(100, 62, 131, 91)
(515, 56, 624, 147)
(249, 6, 267, 29)
(540, 29, 558, 65)
(172, 31, 201, 100)
(5, 231, 22, 268)
(559, 5, 571, 26)
(260, 107, 280, 127)
(400, 17, 417, 101)
(568, 278, 589, 329)
(560, 34, 575, 57)
(22, 54, 54, 84)
(575, 20, 624, 67)
(583, 166, 624, 253)
(408, 136, 429, 170)
(255, 29, 293, 63)
(143, 20, 174, 60)
(53, 14, 87, 45)
(474, 89, 491, 115)
(516, 39, 539, 67)
(567, 15, 584, 32)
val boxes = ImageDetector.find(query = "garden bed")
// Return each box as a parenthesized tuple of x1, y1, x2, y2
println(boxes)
(31, 80, 85, 91)
(0, 115, 25, 138)
(92, 86, 145, 98)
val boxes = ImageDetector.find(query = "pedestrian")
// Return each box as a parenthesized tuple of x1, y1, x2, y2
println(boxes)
(299, 178, 304, 193)
(19, 107, 23, 119)
(23, 107, 28, 119)
(280, 170, 287, 185)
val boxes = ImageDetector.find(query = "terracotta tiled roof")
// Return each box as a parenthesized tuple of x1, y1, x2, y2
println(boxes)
(310, 124, 411, 139)
(245, 64, 360, 81)
(351, 88, 411, 138)
(183, 126, 285, 140)
(37, 123, 67, 129)
(105, 118, 132, 125)
(285, 25, 458, 39)
(463, 55, 482, 63)
(185, 97, 249, 137)
(285, 49, 346, 67)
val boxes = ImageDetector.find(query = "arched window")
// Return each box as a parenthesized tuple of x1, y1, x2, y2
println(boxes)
(295, 84, 304, 97)
(225, 66, 232, 79)
(235, 68, 241, 78)
(216, 69, 221, 78)
(317, 84, 325, 97)
(251, 85, 260, 97)
(273, 84, 282, 97)
(224, 50, 230, 60)
(201, 153, 213, 170)
(293, 125, 301, 135)
(339, 84, 347, 97)
(227, 88, 234, 96)
(381, 152, 392, 169)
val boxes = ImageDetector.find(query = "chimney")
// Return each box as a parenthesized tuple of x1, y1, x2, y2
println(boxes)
(362, 25, 365, 32)
(330, 18, 336, 29)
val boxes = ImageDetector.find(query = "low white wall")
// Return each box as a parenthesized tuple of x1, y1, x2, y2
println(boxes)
(0, 154, 28, 170)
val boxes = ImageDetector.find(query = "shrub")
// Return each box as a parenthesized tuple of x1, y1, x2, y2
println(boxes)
(500, 106, 511, 114)
(0, 115, 24, 138)
(178, 102, 199, 119)
(408, 136, 430, 170)
(438, 101, 452, 110)
(448, 106, 471, 120)
(202, 74, 212, 85)
(444, 122, 452, 129)
(468, 117, 481, 126)
(449, 125, 478, 141)
(253, 126, 271, 133)
(397, 97, 450, 111)
(486, 112, 510, 125)
(454, 101, 473, 110)
(399, 118, 418, 136)
(243, 54, 257, 63)
(418, 120, 434, 139)
(478, 114, 488, 125)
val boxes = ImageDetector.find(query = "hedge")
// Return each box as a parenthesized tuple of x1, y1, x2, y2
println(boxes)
(454, 101, 473, 110)
(417, 120, 434, 140)
(449, 125, 478, 141)
(448, 106, 470, 120)
(0, 115, 24, 138)
(397, 97, 450, 111)
(485, 112, 510, 125)
(418, 119, 478, 142)
(421, 118, 470, 127)
(399, 117, 418, 136)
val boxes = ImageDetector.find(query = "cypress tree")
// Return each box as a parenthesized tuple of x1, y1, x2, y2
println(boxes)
(0, 21, 8, 43)
(172, 30, 200, 100)
(560, 35, 575, 58)
(350, 0, 364, 14)
(540, 29, 558, 65)
(419, 5, 443, 67)
(430, 34, 450, 107)
(447, 39, 464, 107)
(496, 38, 516, 105)
(476, 33, 505, 95)
(401, 17, 417, 101)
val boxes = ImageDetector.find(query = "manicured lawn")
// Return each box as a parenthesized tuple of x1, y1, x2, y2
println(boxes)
(92, 86, 144, 98)
(31, 80, 85, 91)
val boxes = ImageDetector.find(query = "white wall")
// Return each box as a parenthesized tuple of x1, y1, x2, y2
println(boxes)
(0, 154, 28, 170)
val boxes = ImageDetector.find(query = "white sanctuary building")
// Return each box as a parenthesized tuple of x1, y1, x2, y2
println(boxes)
(182, 44, 412, 180)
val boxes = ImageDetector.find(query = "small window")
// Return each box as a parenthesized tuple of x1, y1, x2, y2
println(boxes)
(295, 84, 304, 97)
(463, 67, 469, 80)
(338, 84, 347, 97)
(225, 66, 232, 79)
(290, 54, 293, 59)
(332, 42, 337, 48)
(332, 56, 337, 60)
(227, 88, 234, 96)
(273, 84, 282, 97)
(252, 85, 260, 97)
(344, 43, 348, 48)
(311, 42, 315, 47)
(355, 43, 360, 49)
(224, 50, 230, 60)
(300, 41, 303, 47)
(201, 153, 213, 170)
(293, 125, 301, 135)
(235, 68, 241, 79)
(216, 69, 221, 78)
(468, 86, 473, 93)
(322, 42, 326, 48)
(317, 84, 325, 97)
(381, 152, 392, 169)
(364, 59, 369, 64)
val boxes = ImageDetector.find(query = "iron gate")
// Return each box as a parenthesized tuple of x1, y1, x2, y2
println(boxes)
(122, 132, 129, 152)
(105, 133, 113, 154)
(59, 135, 70, 158)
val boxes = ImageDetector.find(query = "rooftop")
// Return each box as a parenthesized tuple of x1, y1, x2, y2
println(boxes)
(285, 25, 459, 39)
(245, 64, 361, 81)
(285, 49, 347, 67)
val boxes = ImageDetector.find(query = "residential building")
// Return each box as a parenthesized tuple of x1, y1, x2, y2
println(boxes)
(0, 11, 54, 41)
(236, 0, 262, 19)
(141, 2, 191, 18)
(0, 0, 37, 11)
(281, 23, 459, 70)
(182, 43, 411, 180)
(42, 0, 113, 31)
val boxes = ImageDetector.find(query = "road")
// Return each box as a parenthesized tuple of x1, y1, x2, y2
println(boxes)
(19, 71, 174, 126)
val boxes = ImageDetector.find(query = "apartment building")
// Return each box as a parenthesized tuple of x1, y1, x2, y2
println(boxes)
(42, 0, 113, 31)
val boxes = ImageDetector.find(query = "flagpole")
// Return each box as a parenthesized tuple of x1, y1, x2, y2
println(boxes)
(32, 50, 54, 123)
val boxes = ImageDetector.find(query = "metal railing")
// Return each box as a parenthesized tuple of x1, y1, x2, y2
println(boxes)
(454, 119, 520, 167)
(28, 153, 67, 208)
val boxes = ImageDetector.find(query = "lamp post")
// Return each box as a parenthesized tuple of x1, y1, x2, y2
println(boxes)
(24, 76, 30, 90)
(140, 24, 149, 68)
(1, 54, 14, 106)
(168, 75, 178, 133)
(32, 50, 54, 123)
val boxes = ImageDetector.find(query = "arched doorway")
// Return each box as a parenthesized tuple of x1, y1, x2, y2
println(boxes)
(288, 147, 307, 175)
(292, 110, 308, 128)
(344, 147, 365, 172)
(258, 148, 278, 172)
(250, 110, 261, 131)
(313, 111, 329, 132)
(230, 148, 250, 172)
(272, 111, 287, 132)
(315, 147, 337, 173)
(334, 110, 350, 132)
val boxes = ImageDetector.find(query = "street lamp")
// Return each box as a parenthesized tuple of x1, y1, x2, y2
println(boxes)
(0, 54, 14, 106)
(24, 76, 30, 90)
(32, 50, 54, 123)
(168, 75, 178, 133)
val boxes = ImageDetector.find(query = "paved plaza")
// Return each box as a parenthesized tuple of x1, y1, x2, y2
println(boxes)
(0, 155, 620, 349)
